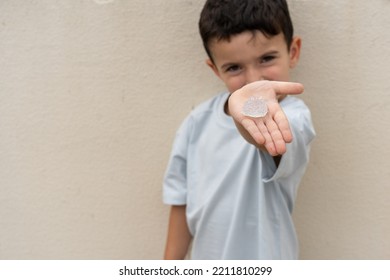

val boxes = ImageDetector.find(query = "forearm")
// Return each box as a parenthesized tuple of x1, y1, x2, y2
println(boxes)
(164, 205, 192, 260)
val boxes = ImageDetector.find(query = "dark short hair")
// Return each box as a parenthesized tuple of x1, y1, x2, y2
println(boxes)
(199, 0, 294, 60)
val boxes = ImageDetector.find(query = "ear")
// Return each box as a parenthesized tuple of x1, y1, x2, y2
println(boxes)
(289, 36, 302, 68)
(206, 58, 222, 79)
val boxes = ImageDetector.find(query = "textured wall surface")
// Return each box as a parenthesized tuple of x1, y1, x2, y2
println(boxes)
(1, 0, 389, 259)
(290, 1, 390, 259)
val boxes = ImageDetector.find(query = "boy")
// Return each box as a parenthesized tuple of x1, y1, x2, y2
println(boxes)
(163, 0, 315, 259)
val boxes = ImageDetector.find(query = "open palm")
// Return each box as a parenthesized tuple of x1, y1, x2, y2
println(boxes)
(228, 81, 304, 156)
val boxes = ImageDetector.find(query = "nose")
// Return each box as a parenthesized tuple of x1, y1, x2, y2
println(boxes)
(245, 67, 264, 85)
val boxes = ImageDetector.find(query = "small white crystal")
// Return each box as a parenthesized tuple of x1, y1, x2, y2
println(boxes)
(242, 96, 268, 118)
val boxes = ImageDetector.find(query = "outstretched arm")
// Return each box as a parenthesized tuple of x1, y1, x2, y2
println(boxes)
(228, 80, 304, 156)
(164, 205, 192, 260)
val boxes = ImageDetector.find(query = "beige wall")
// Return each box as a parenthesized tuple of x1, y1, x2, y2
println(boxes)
(1, 0, 389, 259)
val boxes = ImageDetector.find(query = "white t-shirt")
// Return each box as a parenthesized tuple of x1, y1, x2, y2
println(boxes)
(163, 92, 315, 259)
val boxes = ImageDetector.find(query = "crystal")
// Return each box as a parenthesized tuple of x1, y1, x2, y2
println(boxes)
(242, 96, 268, 118)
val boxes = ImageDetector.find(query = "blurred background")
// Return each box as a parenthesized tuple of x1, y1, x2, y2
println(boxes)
(1, 0, 389, 259)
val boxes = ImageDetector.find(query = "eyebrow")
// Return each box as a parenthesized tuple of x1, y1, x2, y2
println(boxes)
(261, 50, 279, 57)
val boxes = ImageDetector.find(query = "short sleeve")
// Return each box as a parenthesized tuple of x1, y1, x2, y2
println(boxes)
(162, 116, 193, 205)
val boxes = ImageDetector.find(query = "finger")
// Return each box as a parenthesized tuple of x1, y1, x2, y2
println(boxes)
(269, 81, 304, 96)
(264, 115, 287, 155)
(273, 108, 293, 143)
(255, 119, 277, 156)
(241, 118, 265, 145)
(268, 101, 293, 143)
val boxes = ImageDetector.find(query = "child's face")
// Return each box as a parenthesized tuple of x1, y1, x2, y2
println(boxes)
(206, 31, 301, 94)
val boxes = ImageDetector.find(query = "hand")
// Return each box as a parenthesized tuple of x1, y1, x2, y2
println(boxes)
(228, 81, 304, 156)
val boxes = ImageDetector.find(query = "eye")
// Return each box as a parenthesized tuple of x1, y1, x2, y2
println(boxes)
(225, 65, 242, 73)
(260, 55, 276, 64)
